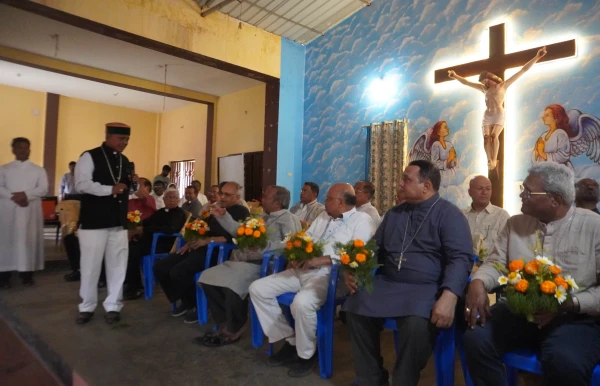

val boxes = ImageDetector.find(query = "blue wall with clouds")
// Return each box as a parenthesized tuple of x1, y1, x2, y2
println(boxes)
(301, 0, 600, 213)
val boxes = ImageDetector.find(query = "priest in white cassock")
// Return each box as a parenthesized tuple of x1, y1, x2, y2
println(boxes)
(0, 138, 48, 289)
(75, 123, 133, 325)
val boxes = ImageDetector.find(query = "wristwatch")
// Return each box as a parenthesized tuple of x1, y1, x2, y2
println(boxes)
(572, 296, 580, 313)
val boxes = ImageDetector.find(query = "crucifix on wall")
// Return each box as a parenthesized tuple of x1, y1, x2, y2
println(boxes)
(434, 23, 576, 207)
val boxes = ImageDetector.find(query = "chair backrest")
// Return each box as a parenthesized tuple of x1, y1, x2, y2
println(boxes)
(56, 200, 81, 227)
(170, 210, 192, 254)
(41, 197, 58, 220)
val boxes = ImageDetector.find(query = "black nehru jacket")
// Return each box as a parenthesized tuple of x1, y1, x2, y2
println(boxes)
(205, 204, 250, 242)
(138, 207, 188, 250)
(79, 143, 133, 230)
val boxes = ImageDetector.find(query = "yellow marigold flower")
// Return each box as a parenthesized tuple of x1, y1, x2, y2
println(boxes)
(353, 239, 365, 248)
(349, 261, 359, 268)
(134, 216, 140, 223)
(509, 260, 524, 272)
(340, 254, 350, 265)
(515, 279, 529, 293)
(355, 253, 367, 263)
(508, 272, 521, 285)
(564, 275, 579, 290)
(540, 280, 557, 294)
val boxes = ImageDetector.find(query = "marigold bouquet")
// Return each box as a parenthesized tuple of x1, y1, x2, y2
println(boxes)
(184, 219, 210, 242)
(494, 233, 578, 322)
(283, 231, 324, 262)
(234, 216, 268, 250)
(334, 239, 379, 293)
(126, 210, 142, 230)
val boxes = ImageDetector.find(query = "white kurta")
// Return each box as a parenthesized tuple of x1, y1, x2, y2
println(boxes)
(0, 160, 48, 271)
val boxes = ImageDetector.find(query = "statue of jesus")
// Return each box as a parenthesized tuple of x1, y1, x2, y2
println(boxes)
(448, 47, 547, 170)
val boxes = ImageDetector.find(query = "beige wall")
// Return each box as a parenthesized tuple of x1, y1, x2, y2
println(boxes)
(214, 84, 266, 182)
(0, 84, 46, 166)
(158, 103, 208, 184)
(56, 96, 158, 195)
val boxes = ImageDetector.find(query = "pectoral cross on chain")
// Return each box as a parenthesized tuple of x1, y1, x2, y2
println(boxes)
(396, 254, 407, 271)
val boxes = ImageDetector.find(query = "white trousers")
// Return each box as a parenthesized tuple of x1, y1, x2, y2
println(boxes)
(249, 268, 330, 359)
(78, 228, 128, 313)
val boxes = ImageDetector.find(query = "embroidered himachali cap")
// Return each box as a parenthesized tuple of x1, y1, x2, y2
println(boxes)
(105, 122, 131, 136)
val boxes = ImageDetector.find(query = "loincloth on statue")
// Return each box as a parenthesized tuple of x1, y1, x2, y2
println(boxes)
(482, 110, 505, 127)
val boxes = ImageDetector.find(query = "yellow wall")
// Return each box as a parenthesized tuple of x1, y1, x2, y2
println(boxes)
(56, 96, 158, 195)
(0, 84, 46, 166)
(214, 84, 266, 181)
(158, 103, 208, 185)
(33, 0, 281, 78)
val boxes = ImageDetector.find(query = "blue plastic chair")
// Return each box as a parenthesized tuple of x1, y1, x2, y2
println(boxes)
(250, 256, 345, 379)
(142, 232, 185, 300)
(250, 251, 279, 348)
(195, 242, 237, 325)
(503, 349, 600, 386)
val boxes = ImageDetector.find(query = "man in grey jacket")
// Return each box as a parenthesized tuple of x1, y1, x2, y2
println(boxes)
(196, 186, 301, 347)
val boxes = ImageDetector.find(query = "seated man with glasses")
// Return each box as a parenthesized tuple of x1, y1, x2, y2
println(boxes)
(153, 182, 249, 323)
(464, 162, 600, 386)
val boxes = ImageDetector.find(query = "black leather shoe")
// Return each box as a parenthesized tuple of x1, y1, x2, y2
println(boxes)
(22, 278, 34, 287)
(97, 281, 106, 288)
(266, 342, 298, 367)
(64, 271, 81, 282)
(105, 311, 121, 325)
(0, 281, 10, 289)
(76, 312, 94, 325)
(287, 354, 316, 378)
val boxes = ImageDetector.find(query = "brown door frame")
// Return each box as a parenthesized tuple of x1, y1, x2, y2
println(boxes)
(0, 0, 280, 191)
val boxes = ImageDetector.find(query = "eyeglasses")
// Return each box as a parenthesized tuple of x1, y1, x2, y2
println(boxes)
(520, 185, 548, 199)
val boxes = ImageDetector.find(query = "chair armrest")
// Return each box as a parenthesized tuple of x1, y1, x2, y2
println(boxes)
(151, 232, 183, 255)
(217, 243, 237, 265)
(261, 251, 275, 278)
(273, 255, 287, 274)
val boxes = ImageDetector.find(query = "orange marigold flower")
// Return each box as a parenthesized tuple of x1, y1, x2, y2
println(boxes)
(199, 228, 206, 235)
(353, 239, 365, 248)
(524, 261, 539, 275)
(340, 254, 350, 265)
(244, 228, 253, 236)
(258, 219, 265, 224)
(305, 246, 313, 253)
(237, 227, 245, 236)
(253, 230, 261, 238)
(549, 265, 562, 275)
(509, 260, 524, 272)
(298, 232, 306, 237)
(259, 226, 266, 233)
(285, 242, 293, 250)
(293, 240, 302, 248)
(355, 253, 367, 263)
(515, 279, 529, 293)
(540, 280, 557, 294)
(554, 277, 568, 289)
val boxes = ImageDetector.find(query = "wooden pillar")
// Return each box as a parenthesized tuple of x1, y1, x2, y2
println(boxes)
(43, 93, 59, 196)
(204, 103, 215, 190)
(263, 80, 280, 189)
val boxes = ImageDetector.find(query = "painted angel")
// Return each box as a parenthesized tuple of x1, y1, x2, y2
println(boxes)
(532, 104, 600, 171)
(408, 120, 458, 187)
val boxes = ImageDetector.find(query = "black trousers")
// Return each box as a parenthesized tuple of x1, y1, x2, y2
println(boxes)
(125, 238, 172, 290)
(201, 283, 249, 334)
(463, 302, 600, 386)
(152, 246, 217, 309)
(64, 233, 106, 281)
(346, 312, 437, 386)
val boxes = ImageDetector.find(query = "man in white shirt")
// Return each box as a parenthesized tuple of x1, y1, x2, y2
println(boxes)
(249, 183, 375, 378)
(354, 180, 381, 227)
(192, 180, 208, 206)
(462, 175, 510, 261)
(59, 161, 76, 200)
(0, 137, 48, 289)
(151, 180, 165, 210)
(289, 182, 325, 229)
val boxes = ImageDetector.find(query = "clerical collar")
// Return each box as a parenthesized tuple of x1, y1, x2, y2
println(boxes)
(332, 207, 356, 221)
(407, 193, 440, 209)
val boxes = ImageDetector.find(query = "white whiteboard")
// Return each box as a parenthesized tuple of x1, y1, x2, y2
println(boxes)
(218, 154, 244, 186)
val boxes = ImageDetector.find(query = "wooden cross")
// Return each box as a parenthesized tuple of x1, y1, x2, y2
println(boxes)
(434, 23, 576, 207)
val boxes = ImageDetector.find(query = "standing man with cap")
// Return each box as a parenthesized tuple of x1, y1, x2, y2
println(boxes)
(74, 122, 133, 325)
